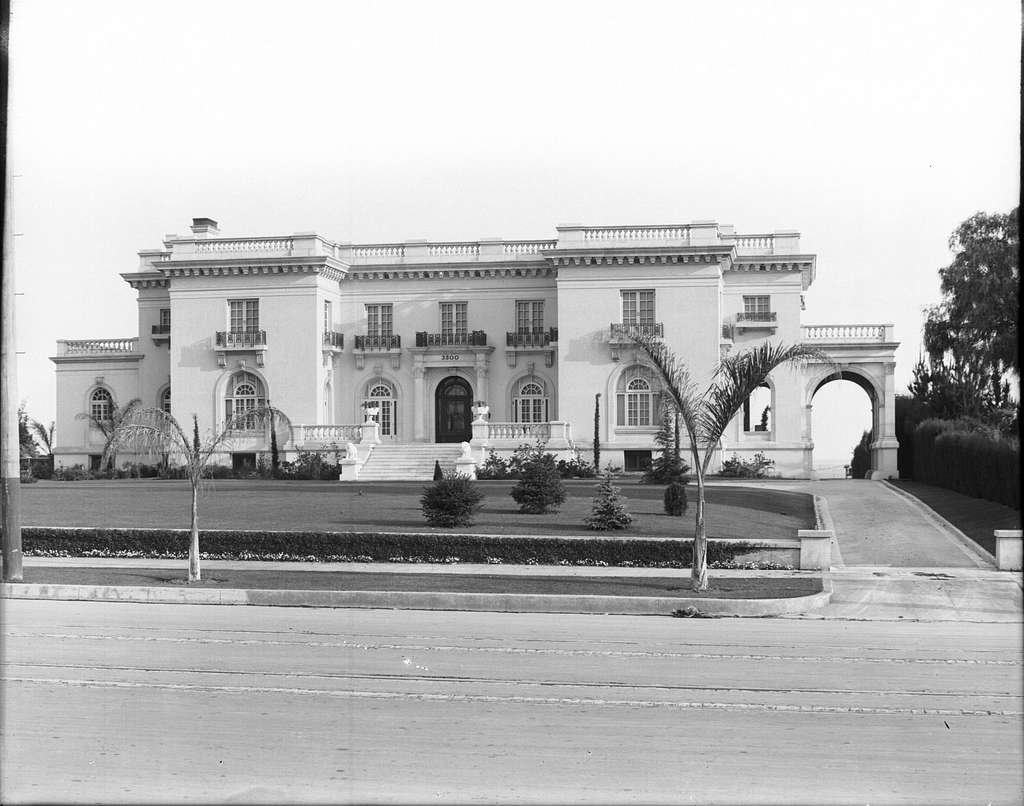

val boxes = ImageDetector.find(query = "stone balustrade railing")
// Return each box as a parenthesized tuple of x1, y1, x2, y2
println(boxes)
(427, 242, 480, 258)
(195, 238, 295, 254)
(734, 234, 775, 252)
(583, 225, 691, 242)
(801, 325, 888, 342)
(58, 338, 138, 355)
(352, 244, 406, 260)
(503, 240, 557, 255)
(487, 422, 552, 441)
(295, 424, 363, 445)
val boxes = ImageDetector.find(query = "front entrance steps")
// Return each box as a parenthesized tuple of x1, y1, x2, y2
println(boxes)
(356, 442, 466, 481)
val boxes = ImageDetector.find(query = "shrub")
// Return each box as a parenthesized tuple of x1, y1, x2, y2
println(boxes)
(475, 449, 510, 480)
(719, 452, 775, 478)
(585, 473, 632, 530)
(556, 453, 596, 479)
(201, 464, 234, 479)
(432, 460, 444, 481)
(510, 444, 567, 514)
(421, 472, 485, 527)
(54, 464, 93, 481)
(849, 431, 872, 479)
(663, 481, 688, 516)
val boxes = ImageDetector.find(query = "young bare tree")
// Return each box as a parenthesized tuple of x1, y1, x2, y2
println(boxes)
(104, 405, 292, 581)
(631, 335, 829, 590)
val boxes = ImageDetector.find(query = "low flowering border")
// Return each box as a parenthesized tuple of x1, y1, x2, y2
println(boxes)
(22, 526, 780, 569)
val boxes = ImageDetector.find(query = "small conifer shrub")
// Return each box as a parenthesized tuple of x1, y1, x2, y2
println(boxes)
(510, 444, 567, 514)
(433, 460, 444, 481)
(585, 472, 633, 530)
(663, 481, 688, 516)
(421, 472, 484, 527)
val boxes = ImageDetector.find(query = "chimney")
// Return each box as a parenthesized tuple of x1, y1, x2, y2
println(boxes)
(190, 217, 219, 238)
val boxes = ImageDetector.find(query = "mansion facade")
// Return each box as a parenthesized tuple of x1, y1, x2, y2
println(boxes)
(52, 217, 900, 479)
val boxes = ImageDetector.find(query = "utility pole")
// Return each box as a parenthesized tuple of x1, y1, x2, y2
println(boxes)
(1, 0, 24, 581)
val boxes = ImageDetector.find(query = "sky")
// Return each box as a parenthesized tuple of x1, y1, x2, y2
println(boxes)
(7, 0, 1020, 473)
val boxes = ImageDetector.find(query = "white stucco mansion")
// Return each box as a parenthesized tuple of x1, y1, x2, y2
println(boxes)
(52, 217, 900, 479)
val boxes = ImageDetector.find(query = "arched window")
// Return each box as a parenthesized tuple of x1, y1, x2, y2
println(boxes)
(225, 371, 266, 427)
(616, 365, 659, 426)
(160, 387, 172, 414)
(364, 381, 397, 437)
(513, 378, 549, 423)
(742, 383, 772, 432)
(90, 388, 113, 421)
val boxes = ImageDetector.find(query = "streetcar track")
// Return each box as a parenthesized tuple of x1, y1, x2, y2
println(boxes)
(5, 675, 1020, 717)
(5, 631, 1018, 665)
(5, 660, 1020, 700)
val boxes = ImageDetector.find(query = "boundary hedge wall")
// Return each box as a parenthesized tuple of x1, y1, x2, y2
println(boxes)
(912, 419, 1020, 509)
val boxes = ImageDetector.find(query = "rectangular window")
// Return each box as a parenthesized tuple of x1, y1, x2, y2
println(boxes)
(366, 303, 393, 337)
(440, 302, 468, 337)
(159, 308, 171, 327)
(621, 290, 655, 326)
(743, 295, 771, 317)
(515, 300, 544, 334)
(229, 299, 259, 332)
(323, 300, 333, 333)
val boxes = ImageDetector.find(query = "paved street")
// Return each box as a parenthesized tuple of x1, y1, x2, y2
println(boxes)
(2, 599, 1021, 804)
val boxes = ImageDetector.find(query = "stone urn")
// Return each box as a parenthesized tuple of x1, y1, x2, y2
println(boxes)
(471, 403, 489, 423)
(362, 404, 380, 424)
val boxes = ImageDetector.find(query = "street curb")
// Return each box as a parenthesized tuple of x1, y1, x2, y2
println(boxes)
(0, 577, 832, 617)
(881, 481, 997, 569)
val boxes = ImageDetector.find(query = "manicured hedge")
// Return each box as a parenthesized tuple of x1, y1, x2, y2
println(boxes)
(912, 419, 1020, 509)
(22, 527, 767, 568)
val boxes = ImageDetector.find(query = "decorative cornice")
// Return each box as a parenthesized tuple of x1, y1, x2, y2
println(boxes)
(50, 353, 145, 365)
(120, 271, 170, 290)
(549, 252, 729, 268)
(730, 259, 813, 273)
(157, 257, 347, 283)
(347, 265, 556, 281)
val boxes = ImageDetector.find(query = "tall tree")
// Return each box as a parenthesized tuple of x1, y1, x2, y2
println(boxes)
(105, 405, 288, 581)
(631, 335, 827, 591)
(17, 405, 37, 461)
(924, 208, 1019, 376)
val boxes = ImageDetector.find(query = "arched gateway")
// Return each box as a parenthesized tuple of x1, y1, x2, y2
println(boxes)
(800, 325, 899, 479)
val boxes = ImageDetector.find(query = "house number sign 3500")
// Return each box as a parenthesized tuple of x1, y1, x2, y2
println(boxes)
(441, 354, 461, 361)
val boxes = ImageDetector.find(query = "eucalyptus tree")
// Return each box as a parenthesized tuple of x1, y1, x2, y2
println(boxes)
(631, 335, 829, 591)
(104, 405, 292, 582)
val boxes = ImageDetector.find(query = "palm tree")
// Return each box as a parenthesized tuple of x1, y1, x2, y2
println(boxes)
(76, 397, 142, 472)
(104, 405, 291, 582)
(31, 419, 55, 457)
(631, 335, 830, 591)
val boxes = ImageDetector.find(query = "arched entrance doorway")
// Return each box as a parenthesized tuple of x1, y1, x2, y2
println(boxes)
(806, 367, 897, 479)
(435, 376, 472, 442)
(810, 373, 875, 477)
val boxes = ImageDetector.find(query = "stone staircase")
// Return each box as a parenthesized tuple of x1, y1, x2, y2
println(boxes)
(356, 442, 466, 481)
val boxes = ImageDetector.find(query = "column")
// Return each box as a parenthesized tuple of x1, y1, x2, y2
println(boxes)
(870, 362, 899, 480)
(474, 354, 490, 407)
(412, 363, 426, 442)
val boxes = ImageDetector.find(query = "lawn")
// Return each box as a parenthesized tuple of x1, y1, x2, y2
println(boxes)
(20, 478, 814, 541)
(891, 480, 1021, 555)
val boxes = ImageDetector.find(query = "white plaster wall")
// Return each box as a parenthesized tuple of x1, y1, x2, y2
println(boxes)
(556, 261, 723, 453)
(337, 273, 558, 439)
(136, 285, 172, 411)
(168, 272, 322, 437)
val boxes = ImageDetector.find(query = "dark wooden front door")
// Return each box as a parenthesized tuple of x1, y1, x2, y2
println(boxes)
(435, 376, 472, 443)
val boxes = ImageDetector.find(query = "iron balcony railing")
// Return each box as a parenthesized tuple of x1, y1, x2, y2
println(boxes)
(151, 323, 171, 335)
(609, 322, 664, 339)
(415, 330, 487, 347)
(736, 312, 777, 323)
(215, 330, 267, 349)
(354, 334, 401, 350)
(323, 331, 345, 348)
(506, 328, 558, 348)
